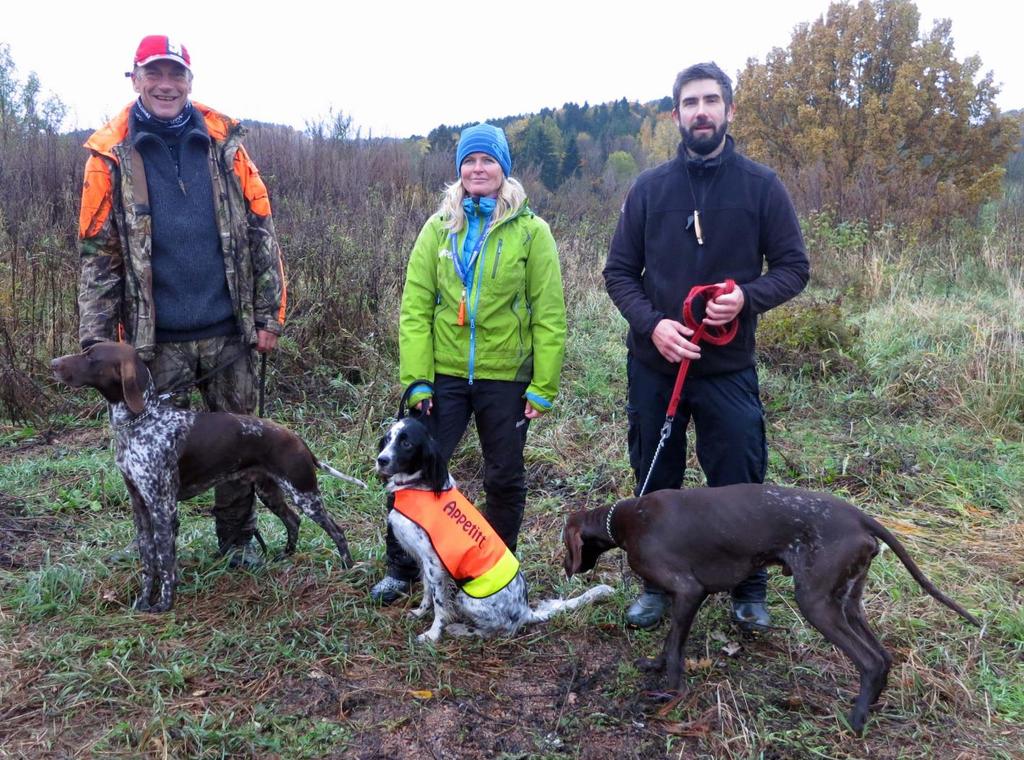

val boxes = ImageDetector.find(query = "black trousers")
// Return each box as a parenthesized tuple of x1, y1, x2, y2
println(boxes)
(627, 355, 769, 602)
(386, 374, 530, 581)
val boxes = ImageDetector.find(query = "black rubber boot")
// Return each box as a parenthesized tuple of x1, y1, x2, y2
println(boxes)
(731, 600, 771, 632)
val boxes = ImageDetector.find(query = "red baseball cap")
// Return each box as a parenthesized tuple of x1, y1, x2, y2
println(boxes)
(133, 35, 191, 70)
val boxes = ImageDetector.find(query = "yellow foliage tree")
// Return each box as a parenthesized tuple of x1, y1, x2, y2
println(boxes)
(638, 113, 679, 166)
(732, 0, 1017, 233)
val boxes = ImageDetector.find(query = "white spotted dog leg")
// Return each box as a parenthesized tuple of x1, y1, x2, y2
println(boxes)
(417, 557, 453, 644)
(149, 492, 178, 613)
(410, 584, 433, 619)
(127, 483, 156, 611)
(284, 485, 353, 567)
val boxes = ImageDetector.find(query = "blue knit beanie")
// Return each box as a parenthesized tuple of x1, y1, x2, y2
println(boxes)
(455, 123, 512, 178)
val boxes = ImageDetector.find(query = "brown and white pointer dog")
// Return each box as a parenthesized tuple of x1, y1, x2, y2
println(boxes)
(563, 485, 981, 734)
(52, 341, 355, 612)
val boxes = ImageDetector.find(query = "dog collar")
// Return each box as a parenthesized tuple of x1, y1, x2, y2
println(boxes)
(108, 382, 160, 430)
(605, 502, 618, 546)
(112, 409, 153, 430)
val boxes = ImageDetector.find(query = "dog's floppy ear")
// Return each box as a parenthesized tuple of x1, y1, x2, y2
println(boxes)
(119, 350, 147, 414)
(563, 522, 584, 578)
(424, 434, 449, 495)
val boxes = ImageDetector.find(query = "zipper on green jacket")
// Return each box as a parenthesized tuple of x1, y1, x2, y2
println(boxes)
(511, 294, 524, 355)
(491, 239, 503, 278)
(463, 207, 529, 384)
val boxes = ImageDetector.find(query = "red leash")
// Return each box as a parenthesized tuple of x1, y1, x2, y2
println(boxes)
(638, 279, 738, 495)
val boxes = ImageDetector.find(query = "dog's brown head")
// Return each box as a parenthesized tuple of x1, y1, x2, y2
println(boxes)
(563, 508, 616, 578)
(51, 342, 150, 414)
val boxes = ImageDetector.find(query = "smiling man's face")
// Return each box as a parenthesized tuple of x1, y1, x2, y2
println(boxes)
(132, 60, 192, 120)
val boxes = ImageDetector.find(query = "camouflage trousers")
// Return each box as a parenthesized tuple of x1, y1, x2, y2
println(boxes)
(148, 334, 259, 551)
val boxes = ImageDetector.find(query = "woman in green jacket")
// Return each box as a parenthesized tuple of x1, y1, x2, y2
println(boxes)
(371, 123, 567, 603)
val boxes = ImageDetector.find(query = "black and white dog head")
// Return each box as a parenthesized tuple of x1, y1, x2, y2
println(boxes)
(376, 417, 449, 495)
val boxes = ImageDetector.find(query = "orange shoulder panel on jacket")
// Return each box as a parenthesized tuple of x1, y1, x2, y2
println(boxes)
(79, 154, 113, 239)
(233, 146, 272, 217)
(195, 102, 234, 141)
(83, 105, 131, 157)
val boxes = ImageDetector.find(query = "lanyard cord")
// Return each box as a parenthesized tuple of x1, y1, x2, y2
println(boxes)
(684, 156, 724, 246)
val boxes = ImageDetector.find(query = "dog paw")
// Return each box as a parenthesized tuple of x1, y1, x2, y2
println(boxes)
(636, 656, 665, 672)
(644, 689, 685, 705)
(445, 623, 478, 637)
(132, 596, 152, 612)
(416, 631, 441, 644)
(409, 606, 430, 620)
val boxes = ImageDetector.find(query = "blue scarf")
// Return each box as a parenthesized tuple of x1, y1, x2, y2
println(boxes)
(454, 196, 496, 287)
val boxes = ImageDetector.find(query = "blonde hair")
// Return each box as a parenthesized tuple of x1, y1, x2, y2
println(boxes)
(439, 176, 528, 233)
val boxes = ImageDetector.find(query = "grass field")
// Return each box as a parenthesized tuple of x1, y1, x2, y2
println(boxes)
(1, 249, 1022, 758)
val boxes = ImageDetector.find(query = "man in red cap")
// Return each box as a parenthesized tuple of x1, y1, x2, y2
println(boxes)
(77, 35, 287, 568)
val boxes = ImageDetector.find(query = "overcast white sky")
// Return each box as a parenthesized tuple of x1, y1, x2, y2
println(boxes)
(3, 0, 1019, 137)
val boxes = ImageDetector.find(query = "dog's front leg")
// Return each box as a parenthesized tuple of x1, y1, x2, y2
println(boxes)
(416, 558, 452, 644)
(127, 482, 156, 612)
(410, 585, 433, 619)
(148, 488, 178, 613)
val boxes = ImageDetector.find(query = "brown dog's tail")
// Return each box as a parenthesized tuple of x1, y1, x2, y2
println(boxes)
(318, 461, 368, 489)
(865, 514, 981, 627)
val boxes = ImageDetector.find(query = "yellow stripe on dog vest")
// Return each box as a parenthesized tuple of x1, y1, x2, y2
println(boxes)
(393, 487, 520, 598)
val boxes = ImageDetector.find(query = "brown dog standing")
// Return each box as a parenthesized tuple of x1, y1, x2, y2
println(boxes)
(52, 342, 355, 612)
(563, 484, 980, 734)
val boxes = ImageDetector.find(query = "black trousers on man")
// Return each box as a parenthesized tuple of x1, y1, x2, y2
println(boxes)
(386, 374, 531, 581)
(627, 355, 768, 602)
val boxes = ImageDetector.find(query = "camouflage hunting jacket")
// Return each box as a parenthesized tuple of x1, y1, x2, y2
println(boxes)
(77, 101, 286, 360)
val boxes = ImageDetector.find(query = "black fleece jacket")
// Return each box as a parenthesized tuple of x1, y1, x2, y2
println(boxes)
(603, 136, 809, 377)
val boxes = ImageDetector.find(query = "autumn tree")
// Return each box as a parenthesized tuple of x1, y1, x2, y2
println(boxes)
(638, 112, 679, 167)
(733, 0, 1017, 232)
(511, 116, 564, 190)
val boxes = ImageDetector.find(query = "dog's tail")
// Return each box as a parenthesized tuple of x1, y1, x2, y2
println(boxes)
(526, 584, 615, 624)
(865, 514, 980, 627)
(318, 461, 368, 489)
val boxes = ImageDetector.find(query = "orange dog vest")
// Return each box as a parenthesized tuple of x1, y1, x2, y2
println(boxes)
(392, 487, 520, 598)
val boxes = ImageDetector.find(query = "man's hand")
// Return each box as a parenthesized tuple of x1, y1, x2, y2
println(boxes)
(651, 319, 701, 363)
(704, 284, 744, 326)
(256, 329, 278, 353)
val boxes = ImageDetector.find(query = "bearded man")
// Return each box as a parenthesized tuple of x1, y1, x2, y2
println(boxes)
(603, 61, 809, 630)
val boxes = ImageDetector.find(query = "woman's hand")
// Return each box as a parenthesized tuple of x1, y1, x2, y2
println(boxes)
(524, 402, 542, 420)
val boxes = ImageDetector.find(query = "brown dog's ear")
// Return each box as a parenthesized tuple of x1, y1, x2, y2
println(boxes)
(563, 523, 583, 578)
(120, 351, 146, 414)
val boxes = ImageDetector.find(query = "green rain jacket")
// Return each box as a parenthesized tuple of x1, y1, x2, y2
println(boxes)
(399, 204, 566, 412)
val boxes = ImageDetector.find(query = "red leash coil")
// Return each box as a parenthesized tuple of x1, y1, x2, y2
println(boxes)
(665, 279, 738, 418)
